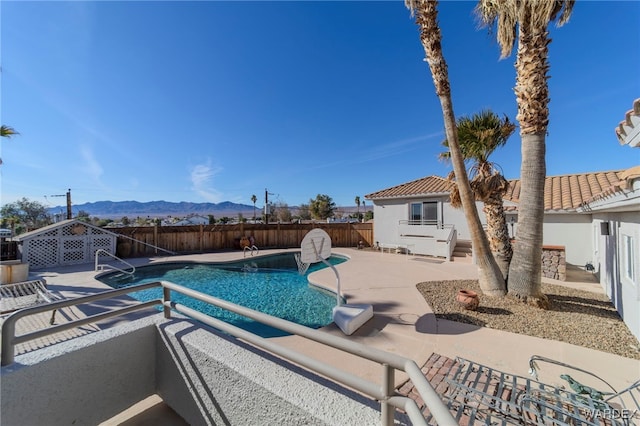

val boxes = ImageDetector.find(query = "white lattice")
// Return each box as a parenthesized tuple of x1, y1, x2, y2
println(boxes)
(20, 221, 117, 269)
(25, 238, 59, 269)
(62, 238, 86, 264)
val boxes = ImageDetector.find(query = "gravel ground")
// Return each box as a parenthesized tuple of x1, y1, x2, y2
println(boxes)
(416, 279, 640, 360)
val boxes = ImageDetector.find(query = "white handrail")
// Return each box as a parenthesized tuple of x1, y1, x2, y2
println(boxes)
(243, 245, 259, 257)
(94, 249, 136, 275)
(1, 281, 457, 425)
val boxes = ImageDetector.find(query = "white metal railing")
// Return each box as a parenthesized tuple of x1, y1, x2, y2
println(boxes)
(0, 281, 457, 426)
(398, 223, 457, 259)
(445, 227, 457, 261)
(94, 249, 136, 275)
(398, 220, 441, 227)
(243, 244, 259, 257)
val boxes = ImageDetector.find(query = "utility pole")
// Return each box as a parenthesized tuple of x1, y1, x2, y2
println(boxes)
(51, 189, 72, 220)
(264, 188, 275, 224)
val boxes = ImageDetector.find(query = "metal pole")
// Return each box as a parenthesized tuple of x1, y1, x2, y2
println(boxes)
(163, 287, 172, 318)
(264, 188, 269, 224)
(381, 363, 395, 426)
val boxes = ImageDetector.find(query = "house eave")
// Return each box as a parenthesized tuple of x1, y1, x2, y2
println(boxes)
(366, 192, 451, 202)
(577, 189, 640, 213)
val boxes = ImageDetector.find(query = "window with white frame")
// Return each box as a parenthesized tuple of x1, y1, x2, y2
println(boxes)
(623, 234, 635, 281)
(409, 202, 438, 225)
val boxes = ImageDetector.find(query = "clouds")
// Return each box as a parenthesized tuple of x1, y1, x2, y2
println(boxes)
(79, 145, 104, 183)
(190, 160, 223, 203)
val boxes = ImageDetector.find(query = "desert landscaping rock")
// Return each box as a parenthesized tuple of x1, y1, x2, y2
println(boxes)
(417, 279, 640, 360)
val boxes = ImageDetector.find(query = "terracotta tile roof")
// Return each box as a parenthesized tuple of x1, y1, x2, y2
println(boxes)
(504, 170, 628, 211)
(367, 169, 634, 212)
(365, 175, 453, 199)
(615, 98, 640, 145)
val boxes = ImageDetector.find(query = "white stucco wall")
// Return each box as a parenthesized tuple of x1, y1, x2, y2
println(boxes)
(371, 199, 408, 247)
(541, 214, 592, 266)
(592, 212, 640, 341)
(1, 315, 388, 426)
(1, 316, 158, 426)
(371, 197, 486, 246)
(441, 201, 486, 241)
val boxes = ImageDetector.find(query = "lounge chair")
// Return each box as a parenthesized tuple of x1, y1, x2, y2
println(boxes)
(408, 354, 639, 425)
(0, 279, 62, 324)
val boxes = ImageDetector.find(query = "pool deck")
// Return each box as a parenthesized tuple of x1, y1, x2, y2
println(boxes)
(12, 248, 640, 412)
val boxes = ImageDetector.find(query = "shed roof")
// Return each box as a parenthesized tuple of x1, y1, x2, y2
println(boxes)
(15, 219, 119, 240)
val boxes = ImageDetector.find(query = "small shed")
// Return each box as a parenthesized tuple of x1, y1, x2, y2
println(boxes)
(16, 219, 117, 270)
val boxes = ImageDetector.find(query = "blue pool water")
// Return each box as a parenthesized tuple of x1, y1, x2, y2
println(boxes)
(97, 253, 347, 337)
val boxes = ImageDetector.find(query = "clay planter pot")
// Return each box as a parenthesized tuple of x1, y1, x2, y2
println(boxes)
(456, 289, 480, 311)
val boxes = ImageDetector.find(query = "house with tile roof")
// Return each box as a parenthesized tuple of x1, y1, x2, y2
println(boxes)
(365, 169, 629, 266)
(366, 99, 640, 340)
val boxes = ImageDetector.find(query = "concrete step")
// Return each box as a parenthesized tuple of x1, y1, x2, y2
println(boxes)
(99, 394, 188, 426)
(452, 251, 472, 258)
(455, 239, 473, 248)
(451, 255, 473, 263)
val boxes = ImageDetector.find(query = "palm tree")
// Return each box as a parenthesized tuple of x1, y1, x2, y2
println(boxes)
(476, 0, 574, 308)
(440, 110, 516, 278)
(405, 0, 505, 296)
(355, 196, 361, 221)
(1, 125, 18, 138)
(251, 194, 258, 221)
(1, 125, 19, 166)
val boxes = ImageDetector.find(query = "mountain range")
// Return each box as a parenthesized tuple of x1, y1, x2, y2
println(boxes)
(48, 200, 258, 219)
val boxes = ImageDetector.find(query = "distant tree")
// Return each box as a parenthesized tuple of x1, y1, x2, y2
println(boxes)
(1, 214, 22, 235)
(96, 218, 113, 227)
(297, 203, 311, 221)
(77, 210, 91, 223)
(364, 210, 374, 221)
(219, 216, 231, 224)
(251, 194, 258, 220)
(208, 214, 215, 225)
(238, 213, 246, 223)
(355, 196, 361, 221)
(274, 202, 292, 223)
(309, 194, 336, 220)
(121, 216, 130, 226)
(0, 198, 51, 231)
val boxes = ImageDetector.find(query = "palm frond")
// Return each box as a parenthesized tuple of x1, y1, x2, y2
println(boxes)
(1, 125, 19, 138)
(476, 0, 575, 58)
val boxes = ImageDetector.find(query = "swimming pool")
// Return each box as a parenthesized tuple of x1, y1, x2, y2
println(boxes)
(97, 252, 347, 337)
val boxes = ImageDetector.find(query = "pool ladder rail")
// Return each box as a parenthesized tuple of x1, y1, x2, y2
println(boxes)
(94, 249, 136, 275)
(243, 245, 259, 258)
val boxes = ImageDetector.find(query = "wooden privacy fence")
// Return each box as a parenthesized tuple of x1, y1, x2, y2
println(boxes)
(109, 222, 374, 258)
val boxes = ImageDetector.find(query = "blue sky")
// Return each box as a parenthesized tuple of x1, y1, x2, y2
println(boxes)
(1, 1, 639, 210)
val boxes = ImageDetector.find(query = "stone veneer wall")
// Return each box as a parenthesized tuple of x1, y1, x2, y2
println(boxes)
(541, 245, 566, 281)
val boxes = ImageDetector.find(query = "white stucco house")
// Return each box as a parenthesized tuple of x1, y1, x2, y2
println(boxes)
(365, 169, 632, 266)
(173, 215, 210, 226)
(365, 98, 640, 341)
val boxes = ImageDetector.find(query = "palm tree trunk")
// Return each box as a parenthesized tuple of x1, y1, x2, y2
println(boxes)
(507, 132, 547, 305)
(483, 193, 512, 279)
(411, 0, 505, 296)
(506, 26, 550, 307)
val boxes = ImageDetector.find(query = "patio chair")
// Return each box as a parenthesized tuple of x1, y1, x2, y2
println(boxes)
(427, 355, 639, 425)
(0, 279, 62, 324)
